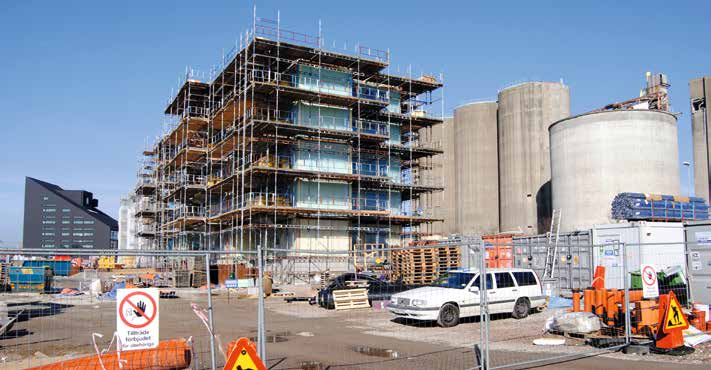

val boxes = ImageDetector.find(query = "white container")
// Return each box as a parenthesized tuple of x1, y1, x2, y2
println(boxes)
(592, 222, 685, 289)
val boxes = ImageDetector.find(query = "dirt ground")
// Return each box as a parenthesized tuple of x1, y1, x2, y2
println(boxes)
(0, 288, 709, 369)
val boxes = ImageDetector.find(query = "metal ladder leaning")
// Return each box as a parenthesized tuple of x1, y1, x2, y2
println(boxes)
(543, 209, 562, 280)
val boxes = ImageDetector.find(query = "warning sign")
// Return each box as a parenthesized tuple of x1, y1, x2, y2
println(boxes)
(224, 337, 267, 370)
(116, 288, 159, 350)
(641, 264, 659, 299)
(662, 291, 689, 333)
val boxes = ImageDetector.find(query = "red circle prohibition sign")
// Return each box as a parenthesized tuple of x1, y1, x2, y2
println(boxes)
(642, 266, 657, 286)
(119, 291, 157, 329)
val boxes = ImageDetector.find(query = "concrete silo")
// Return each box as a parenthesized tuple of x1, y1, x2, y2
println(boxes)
(550, 110, 680, 232)
(420, 117, 457, 236)
(454, 102, 499, 235)
(691, 76, 711, 202)
(498, 82, 570, 234)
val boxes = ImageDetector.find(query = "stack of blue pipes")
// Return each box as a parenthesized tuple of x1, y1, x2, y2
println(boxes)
(611, 192, 709, 221)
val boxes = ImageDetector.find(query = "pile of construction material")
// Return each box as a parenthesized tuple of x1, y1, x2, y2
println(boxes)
(612, 193, 709, 221)
(392, 246, 460, 284)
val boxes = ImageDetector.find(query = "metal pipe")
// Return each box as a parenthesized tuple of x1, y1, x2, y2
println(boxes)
(257, 242, 266, 360)
(205, 253, 216, 370)
(479, 239, 489, 370)
(622, 243, 631, 344)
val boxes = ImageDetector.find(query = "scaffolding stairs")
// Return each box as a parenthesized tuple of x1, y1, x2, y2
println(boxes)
(543, 209, 562, 280)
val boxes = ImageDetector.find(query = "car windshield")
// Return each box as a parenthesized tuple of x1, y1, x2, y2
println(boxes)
(431, 272, 475, 289)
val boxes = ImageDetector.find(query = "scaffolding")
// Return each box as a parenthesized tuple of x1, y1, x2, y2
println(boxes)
(133, 12, 445, 282)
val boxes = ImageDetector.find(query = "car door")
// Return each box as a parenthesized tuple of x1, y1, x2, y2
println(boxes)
(491, 272, 518, 313)
(463, 273, 493, 317)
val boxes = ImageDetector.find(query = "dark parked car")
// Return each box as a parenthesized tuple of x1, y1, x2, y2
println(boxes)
(317, 272, 420, 309)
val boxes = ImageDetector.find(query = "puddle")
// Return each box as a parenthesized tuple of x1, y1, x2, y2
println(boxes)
(353, 346, 399, 358)
(300, 361, 324, 370)
(248, 332, 291, 343)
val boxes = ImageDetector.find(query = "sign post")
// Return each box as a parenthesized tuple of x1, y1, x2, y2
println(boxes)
(641, 264, 659, 299)
(226, 279, 238, 304)
(116, 288, 160, 350)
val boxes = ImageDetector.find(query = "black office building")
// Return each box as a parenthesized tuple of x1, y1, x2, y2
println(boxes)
(23, 177, 118, 249)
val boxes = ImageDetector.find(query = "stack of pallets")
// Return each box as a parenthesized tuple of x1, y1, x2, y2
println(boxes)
(438, 246, 461, 273)
(392, 246, 461, 284)
(392, 248, 439, 284)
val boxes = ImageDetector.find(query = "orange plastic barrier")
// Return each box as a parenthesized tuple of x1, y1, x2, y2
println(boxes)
(26, 339, 191, 370)
(592, 266, 605, 289)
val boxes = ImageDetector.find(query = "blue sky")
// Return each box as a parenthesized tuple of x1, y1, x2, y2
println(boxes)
(0, 0, 708, 245)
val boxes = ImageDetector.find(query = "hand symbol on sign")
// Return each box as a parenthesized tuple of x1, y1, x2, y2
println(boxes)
(134, 301, 147, 317)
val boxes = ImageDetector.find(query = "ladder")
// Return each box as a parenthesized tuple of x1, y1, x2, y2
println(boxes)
(543, 209, 562, 279)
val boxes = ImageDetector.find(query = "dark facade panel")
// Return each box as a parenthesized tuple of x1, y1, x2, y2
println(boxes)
(23, 177, 118, 250)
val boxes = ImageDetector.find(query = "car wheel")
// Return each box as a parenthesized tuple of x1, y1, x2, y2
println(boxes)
(512, 298, 530, 319)
(437, 303, 460, 328)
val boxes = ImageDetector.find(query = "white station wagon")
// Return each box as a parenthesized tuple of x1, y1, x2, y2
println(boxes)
(387, 268, 545, 327)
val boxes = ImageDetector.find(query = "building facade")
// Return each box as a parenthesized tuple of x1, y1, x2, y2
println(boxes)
(132, 18, 444, 280)
(23, 177, 118, 249)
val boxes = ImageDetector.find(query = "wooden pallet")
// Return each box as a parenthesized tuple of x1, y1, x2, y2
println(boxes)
(333, 288, 370, 310)
(391, 246, 461, 284)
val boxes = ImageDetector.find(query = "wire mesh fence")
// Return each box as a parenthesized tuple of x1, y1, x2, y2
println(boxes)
(0, 240, 707, 369)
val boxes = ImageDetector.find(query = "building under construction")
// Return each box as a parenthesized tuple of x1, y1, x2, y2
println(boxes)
(131, 16, 444, 280)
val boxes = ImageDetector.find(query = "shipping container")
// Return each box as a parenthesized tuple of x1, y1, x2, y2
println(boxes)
(513, 230, 593, 292)
(483, 233, 520, 268)
(22, 260, 72, 276)
(592, 221, 685, 289)
(9, 266, 53, 292)
(684, 220, 711, 304)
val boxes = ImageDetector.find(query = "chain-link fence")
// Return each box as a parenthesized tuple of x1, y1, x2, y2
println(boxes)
(0, 240, 709, 369)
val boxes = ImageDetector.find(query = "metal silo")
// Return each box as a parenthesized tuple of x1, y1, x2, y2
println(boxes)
(454, 101, 499, 235)
(498, 82, 570, 234)
(550, 110, 680, 232)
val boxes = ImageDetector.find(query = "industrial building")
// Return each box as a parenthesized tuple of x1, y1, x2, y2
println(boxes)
(429, 82, 569, 236)
(453, 101, 498, 235)
(498, 82, 571, 234)
(130, 18, 444, 278)
(23, 177, 118, 250)
(550, 110, 680, 232)
(691, 76, 711, 201)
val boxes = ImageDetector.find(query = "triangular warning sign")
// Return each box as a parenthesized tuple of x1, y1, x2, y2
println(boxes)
(662, 291, 689, 333)
(224, 338, 267, 370)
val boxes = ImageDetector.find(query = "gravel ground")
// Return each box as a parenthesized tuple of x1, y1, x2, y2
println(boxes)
(0, 289, 709, 369)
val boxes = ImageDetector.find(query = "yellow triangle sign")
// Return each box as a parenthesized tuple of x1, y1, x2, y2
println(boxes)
(224, 338, 267, 370)
(662, 292, 689, 333)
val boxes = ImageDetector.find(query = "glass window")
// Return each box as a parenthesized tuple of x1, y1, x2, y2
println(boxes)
(41, 232, 55, 236)
(62, 208, 71, 212)
(61, 220, 70, 224)
(73, 220, 83, 224)
(43, 208, 56, 212)
(41, 243, 55, 248)
(42, 220, 56, 224)
(61, 232, 70, 236)
(42, 196, 49, 201)
(432, 272, 475, 289)
(495, 273, 516, 289)
(512, 272, 538, 286)
(471, 273, 494, 290)
(85, 220, 95, 225)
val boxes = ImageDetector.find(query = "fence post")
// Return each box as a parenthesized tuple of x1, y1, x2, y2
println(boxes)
(621, 242, 631, 345)
(205, 252, 216, 370)
(479, 239, 489, 370)
(257, 243, 266, 360)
